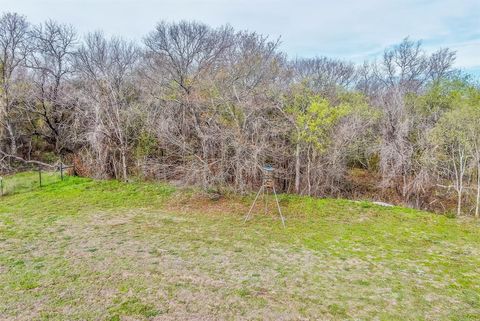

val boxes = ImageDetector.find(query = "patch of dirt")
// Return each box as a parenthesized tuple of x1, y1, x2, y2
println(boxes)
(165, 192, 247, 217)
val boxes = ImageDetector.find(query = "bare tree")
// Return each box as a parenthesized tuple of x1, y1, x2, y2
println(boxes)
(292, 57, 356, 97)
(428, 48, 456, 82)
(0, 12, 29, 155)
(144, 21, 234, 188)
(24, 20, 77, 154)
(75, 32, 140, 181)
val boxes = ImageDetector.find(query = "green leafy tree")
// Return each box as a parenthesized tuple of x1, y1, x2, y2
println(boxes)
(430, 84, 480, 216)
(282, 84, 351, 194)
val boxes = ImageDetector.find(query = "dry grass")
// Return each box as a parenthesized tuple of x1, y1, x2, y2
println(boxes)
(0, 176, 479, 320)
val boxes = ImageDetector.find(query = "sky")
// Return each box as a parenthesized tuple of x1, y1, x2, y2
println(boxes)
(3, 0, 480, 75)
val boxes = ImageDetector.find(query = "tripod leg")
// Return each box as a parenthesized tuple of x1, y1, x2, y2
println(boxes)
(272, 185, 286, 228)
(244, 185, 263, 223)
(264, 186, 268, 215)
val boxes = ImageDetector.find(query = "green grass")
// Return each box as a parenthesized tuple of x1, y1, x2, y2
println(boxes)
(0, 176, 479, 320)
(1, 171, 61, 196)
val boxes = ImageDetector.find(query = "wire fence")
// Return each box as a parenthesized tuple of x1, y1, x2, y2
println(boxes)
(0, 163, 72, 197)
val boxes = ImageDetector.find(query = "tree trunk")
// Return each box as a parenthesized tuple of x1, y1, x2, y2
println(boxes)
(121, 149, 128, 182)
(457, 189, 462, 217)
(6, 122, 16, 155)
(453, 150, 466, 217)
(307, 145, 312, 196)
(476, 160, 480, 218)
(456, 168, 463, 217)
(294, 142, 301, 194)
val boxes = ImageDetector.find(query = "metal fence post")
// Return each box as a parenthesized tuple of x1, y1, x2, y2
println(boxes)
(0, 177, 3, 196)
(38, 167, 42, 187)
(60, 163, 64, 181)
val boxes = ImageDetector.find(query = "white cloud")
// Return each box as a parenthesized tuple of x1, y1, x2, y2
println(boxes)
(447, 41, 480, 69)
(2, 0, 479, 71)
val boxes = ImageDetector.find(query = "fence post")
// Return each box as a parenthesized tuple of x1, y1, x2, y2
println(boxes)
(0, 177, 3, 196)
(60, 163, 64, 181)
(38, 167, 42, 187)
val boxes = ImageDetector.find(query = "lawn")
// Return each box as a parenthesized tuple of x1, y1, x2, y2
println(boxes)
(0, 176, 479, 321)
(1, 171, 62, 196)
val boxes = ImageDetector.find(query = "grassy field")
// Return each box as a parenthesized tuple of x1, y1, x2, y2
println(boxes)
(1, 171, 62, 196)
(0, 176, 479, 321)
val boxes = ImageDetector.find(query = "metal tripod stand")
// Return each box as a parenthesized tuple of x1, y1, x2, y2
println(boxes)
(244, 165, 285, 227)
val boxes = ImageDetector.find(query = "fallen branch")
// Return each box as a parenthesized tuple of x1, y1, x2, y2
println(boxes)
(0, 150, 57, 168)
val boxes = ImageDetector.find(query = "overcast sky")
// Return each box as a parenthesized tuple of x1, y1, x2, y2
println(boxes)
(3, 0, 480, 74)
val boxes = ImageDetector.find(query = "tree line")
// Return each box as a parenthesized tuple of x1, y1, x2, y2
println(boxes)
(1, 12, 479, 216)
